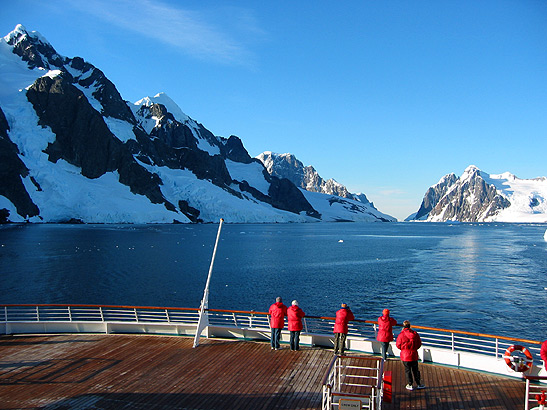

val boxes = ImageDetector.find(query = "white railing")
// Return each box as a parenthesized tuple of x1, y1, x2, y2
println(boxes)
(322, 355, 383, 410)
(525, 376, 547, 410)
(1, 304, 544, 381)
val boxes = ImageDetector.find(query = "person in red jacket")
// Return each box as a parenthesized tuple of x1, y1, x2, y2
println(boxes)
(377, 308, 397, 360)
(541, 340, 547, 370)
(396, 320, 425, 390)
(333, 303, 355, 355)
(287, 300, 305, 351)
(269, 296, 288, 350)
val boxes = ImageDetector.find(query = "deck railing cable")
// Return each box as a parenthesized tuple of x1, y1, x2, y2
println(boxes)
(0, 304, 542, 362)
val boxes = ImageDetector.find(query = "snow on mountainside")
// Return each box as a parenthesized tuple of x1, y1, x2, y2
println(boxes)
(409, 165, 547, 222)
(256, 151, 394, 222)
(0, 24, 392, 224)
(257, 151, 374, 205)
(258, 152, 354, 199)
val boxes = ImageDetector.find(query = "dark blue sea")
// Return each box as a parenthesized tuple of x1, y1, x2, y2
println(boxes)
(1, 222, 546, 341)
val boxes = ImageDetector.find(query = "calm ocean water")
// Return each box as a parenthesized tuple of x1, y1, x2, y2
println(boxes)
(1, 222, 546, 340)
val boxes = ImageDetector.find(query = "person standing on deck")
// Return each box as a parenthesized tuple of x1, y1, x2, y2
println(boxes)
(396, 320, 425, 391)
(541, 340, 547, 369)
(269, 297, 287, 350)
(287, 300, 305, 351)
(377, 308, 397, 360)
(333, 303, 354, 355)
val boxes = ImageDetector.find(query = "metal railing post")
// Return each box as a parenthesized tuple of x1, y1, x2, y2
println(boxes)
(36, 306, 40, 322)
(68, 306, 72, 322)
(337, 356, 341, 392)
(525, 378, 530, 410)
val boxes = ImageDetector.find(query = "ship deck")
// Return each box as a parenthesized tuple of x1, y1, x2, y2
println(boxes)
(0, 334, 525, 410)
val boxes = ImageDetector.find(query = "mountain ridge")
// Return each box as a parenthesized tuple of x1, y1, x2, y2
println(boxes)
(0, 24, 394, 224)
(408, 165, 547, 222)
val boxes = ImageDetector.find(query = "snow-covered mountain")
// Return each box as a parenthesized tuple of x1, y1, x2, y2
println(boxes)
(408, 165, 547, 222)
(0, 25, 393, 224)
(257, 151, 374, 204)
(257, 152, 355, 198)
(256, 151, 395, 222)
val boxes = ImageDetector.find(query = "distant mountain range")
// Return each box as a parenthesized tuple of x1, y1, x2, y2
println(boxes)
(0, 24, 395, 224)
(256, 152, 372, 204)
(1, 25, 544, 225)
(407, 165, 547, 222)
(256, 152, 394, 222)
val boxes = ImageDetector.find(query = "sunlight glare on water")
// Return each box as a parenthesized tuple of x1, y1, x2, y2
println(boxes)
(0, 222, 546, 340)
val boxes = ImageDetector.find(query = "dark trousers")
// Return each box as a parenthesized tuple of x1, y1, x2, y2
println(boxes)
(380, 341, 390, 360)
(271, 328, 282, 349)
(290, 330, 301, 350)
(334, 333, 347, 355)
(403, 360, 421, 385)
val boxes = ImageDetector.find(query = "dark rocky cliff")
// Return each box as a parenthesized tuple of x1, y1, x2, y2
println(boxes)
(0, 25, 320, 222)
(411, 166, 511, 222)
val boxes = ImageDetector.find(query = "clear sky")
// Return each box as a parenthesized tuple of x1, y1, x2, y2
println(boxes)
(2, 1, 546, 220)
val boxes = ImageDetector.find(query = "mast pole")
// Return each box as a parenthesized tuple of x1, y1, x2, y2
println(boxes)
(193, 218, 224, 348)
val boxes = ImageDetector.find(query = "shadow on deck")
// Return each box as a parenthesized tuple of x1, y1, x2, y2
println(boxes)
(0, 334, 525, 409)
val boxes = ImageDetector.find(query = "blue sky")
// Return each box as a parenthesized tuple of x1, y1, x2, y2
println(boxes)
(2, 1, 546, 220)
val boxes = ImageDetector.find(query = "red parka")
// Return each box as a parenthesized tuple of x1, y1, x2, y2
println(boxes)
(377, 314, 397, 342)
(287, 305, 305, 331)
(269, 302, 288, 329)
(396, 328, 422, 362)
(333, 307, 354, 334)
(541, 340, 547, 369)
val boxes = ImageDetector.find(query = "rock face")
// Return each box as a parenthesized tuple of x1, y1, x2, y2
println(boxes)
(409, 165, 547, 223)
(256, 151, 372, 205)
(256, 151, 395, 222)
(413, 173, 458, 220)
(0, 25, 391, 223)
(0, 107, 40, 219)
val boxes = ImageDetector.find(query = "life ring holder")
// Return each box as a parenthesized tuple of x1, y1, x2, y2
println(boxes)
(503, 344, 534, 372)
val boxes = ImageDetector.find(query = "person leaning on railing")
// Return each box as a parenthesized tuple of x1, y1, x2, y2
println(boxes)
(269, 296, 288, 350)
(377, 308, 397, 360)
(287, 300, 305, 351)
(541, 339, 547, 370)
(333, 303, 354, 355)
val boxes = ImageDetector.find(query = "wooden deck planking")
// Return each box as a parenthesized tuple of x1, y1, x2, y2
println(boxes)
(381, 359, 525, 409)
(0, 334, 526, 410)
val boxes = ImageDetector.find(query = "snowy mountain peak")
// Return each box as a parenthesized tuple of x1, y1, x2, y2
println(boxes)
(0, 24, 394, 224)
(4, 24, 33, 44)
(409, 166, 547, 222)
(461, 164, 481, 180)
(256, 151, 377, 209)
(4, 24, 63, 70)
(4, 24, 56, 51)
(135, 93, 190, 124)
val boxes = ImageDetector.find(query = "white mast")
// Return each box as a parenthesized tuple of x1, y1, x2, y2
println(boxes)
(193, 218, 224, 348)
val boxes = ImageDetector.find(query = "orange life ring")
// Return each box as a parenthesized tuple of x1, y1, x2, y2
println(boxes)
(503, 344, 534, 372)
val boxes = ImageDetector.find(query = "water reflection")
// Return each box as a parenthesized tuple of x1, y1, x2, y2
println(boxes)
(1, 222, 546, 340)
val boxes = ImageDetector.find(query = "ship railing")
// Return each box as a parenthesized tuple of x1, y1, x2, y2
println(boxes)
(1, 304, 201, 335)
(1, 304, 543, 379)
(524, 375, 547, 410)
(321, 355, 383, 410)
